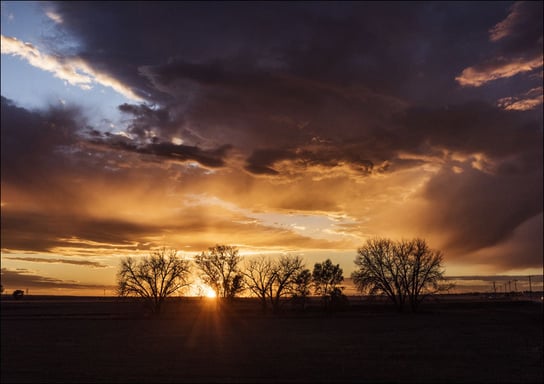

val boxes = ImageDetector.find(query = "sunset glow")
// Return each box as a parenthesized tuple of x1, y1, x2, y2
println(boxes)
(204, 288, 217, 299)
(1, 2, 542, 296)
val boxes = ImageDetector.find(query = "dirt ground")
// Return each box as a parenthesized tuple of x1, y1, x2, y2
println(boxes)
(1, 296, 542, 383)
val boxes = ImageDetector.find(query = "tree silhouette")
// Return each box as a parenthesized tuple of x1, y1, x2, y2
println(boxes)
(195, 245, 244, 300)
(291, 268, 312, 310)
(312, 259, 345, 310)
(312, 259, 344, 295)
(117, 247, 191, 314)
(269, 255, 306, 313)
(399, 238, 452, 311)
(243, 254, 306, 313)
(243, 255, 276, 312)
(352, 238, 406, 310)
(353, 238, 450, 312)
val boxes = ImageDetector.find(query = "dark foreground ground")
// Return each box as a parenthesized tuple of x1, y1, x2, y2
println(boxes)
(1, 296, 542, 383)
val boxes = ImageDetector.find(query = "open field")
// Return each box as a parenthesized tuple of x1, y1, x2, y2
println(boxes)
(1, 296, 542, 383)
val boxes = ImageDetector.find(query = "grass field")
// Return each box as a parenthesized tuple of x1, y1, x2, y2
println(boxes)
(1, 296, 542, 383)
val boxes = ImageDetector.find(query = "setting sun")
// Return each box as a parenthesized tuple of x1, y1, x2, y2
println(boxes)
(204, 286, 216, 299)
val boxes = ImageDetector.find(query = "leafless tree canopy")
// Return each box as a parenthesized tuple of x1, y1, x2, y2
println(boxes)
(117, 248, 192, 314)
(243, 255, 276, 311)
(352, 238, 450, 312)
(194, 245, 244, 299)
(243, 254, 307, 313)
(270, 255, 307, 312)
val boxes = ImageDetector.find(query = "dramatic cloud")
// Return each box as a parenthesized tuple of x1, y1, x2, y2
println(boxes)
(0, 35, 143, 101)
(456, 55, 543, 87)
(422, 165, 542, 259)
(1, 3, 542, 294)
(488, 1, 543, 46)
(1, 211, 155, 255)
(88, 138, 232, 169)
(497, 87, 543, 111)
(456, 1, 542, 110)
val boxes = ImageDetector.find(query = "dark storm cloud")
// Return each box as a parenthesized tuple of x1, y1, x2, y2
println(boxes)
(1, 212, 157, 253)
(110, 101, 232, 167)
(245, 149, 296, 175)
(117, 103, 178, 140)
(0, 96, 81, 189)
(397, 102, 542, 162)
(49, 2, 510, 118)
(90, 135, 231, 168)
(38, 3, 520, 153)
(488, 1, 542, 55)
(245, 146, 375, 176)
(245, 101, 542, 177)
(0, 96, 115, 197)
(399, 102, 543, 261)
(47, 2, 538, 170)
(422, 165, 542, 264)
(49, 2, 320, 103)
(1, 96, 230, 189)
(135, 142, 231, 168)
(456, 1, 542, 109)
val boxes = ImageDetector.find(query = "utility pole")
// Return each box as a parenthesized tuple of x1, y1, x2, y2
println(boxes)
(513, 280, 518, 293)
(528, 275, 532, 298)
(493, 281, 497, 295)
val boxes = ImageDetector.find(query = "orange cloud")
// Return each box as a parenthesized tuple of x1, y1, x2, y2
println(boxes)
(456, 55, 543, 87)
(489, 2, 525, 42)
(497, 87, 543, 111)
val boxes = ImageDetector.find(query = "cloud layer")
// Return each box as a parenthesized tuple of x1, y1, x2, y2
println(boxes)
(1, 2, 542, 292)
(456, 1, 543, 110)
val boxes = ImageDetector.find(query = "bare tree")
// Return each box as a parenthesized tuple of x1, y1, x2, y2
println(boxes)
(352, 238, 406, 311)
(269, 255, 306, 313)
(243, 254, 306, 313)
(194, 245, 244, 300)
(117, 247, 191, 314)
(399, 238, 451, 311)
(353, 238, 450, 312)
(243, 255, 276, 312)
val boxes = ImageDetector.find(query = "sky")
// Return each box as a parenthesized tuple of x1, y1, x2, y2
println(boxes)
(1, 1, 542, 296)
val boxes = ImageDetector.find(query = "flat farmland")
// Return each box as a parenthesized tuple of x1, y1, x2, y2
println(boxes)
(1, 297, 542, 383)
